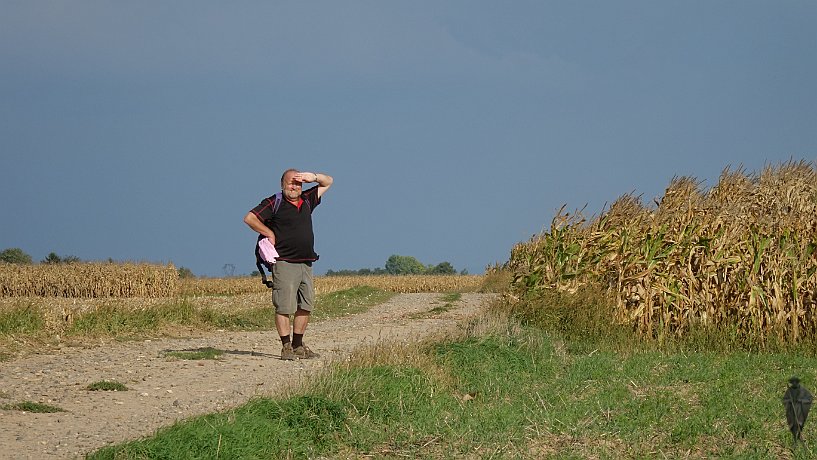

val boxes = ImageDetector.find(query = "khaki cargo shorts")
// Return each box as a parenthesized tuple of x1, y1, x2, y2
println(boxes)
(271, 261, 315, 315)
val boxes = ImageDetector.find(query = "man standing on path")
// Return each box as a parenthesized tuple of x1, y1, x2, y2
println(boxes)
(244, 169, 333, 360)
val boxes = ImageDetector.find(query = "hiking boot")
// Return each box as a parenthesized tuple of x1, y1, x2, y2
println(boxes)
(281, 343, 297, 361)
(293, 344, 319, 359)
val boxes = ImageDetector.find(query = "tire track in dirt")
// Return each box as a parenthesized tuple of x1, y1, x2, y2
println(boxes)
(0, 293, 493, 459)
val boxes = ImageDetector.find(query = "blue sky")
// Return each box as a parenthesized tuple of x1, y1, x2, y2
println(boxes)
(1, 1, 815, 277)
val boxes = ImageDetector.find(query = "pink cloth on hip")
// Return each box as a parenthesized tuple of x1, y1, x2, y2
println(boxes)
(258, 238, 279, 264)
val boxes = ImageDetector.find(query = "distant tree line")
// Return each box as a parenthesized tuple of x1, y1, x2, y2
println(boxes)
(325, 254, 467, 276)
(3, 248, 465, 279)
(1, 247, 196, 279)
(0, 247, 81, 265)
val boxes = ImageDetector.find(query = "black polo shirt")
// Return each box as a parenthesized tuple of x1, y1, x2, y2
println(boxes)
(251, 186, 321, 262)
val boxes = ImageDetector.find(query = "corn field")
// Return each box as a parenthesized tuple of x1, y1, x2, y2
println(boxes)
(315, 274, 484, 294)
(0, 262, 178, 298)
(0, 263, 482, 299)
(181, 274, 484, 297)
(508, 160, 817, 344)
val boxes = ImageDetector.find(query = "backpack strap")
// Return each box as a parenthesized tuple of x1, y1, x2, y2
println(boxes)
(272, 191, 283, 213)
(255, 192, 283, 288)
(255, 240, 273, 288)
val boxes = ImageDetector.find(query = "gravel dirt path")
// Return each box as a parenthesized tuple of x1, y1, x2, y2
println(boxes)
(0, 292, 493, 459)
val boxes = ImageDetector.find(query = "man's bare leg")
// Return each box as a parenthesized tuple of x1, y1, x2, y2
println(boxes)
(275, 313, 291, 338)
(293, 309, 310, 334)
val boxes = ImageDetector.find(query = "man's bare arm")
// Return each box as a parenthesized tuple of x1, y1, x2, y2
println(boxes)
(243, 212, 275, 244)
(295, 172, 333, 198)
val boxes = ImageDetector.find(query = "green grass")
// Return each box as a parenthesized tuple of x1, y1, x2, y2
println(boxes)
(164, 347, 224, 360)
(0, 305, 44, 335)
(87, 381, 129, 391)
(0, 305, 45, 360)
(409, 303, 452, 319)
(311, 285, 396, 320)
(86, 307, 816, 459)
(67, 299, 197, 337)
(89, 396, 347, 459)
(3, 401, 65, 413)
(64, 286, 394, 339)
(65, 298, 281, 337)
(439, 292, 462, 303)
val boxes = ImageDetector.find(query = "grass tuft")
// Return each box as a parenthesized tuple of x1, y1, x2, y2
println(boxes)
(3, 401, 66, 413)
(439, 292, 462, 302)
(164, 347, 224, 360)
(87, 381, 129, 391)
(407, 292, 460, 319)
(429, 303, 452, 314)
